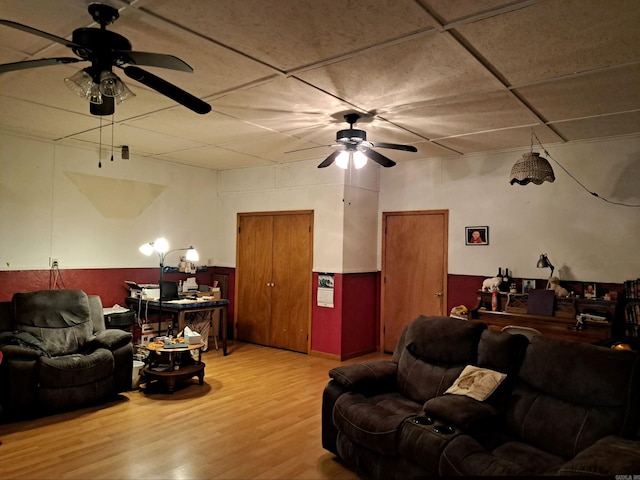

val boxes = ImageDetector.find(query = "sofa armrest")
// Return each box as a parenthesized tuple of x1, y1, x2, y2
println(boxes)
(423, 394, 500, 430)
(328, 361, 397, 392)
(86, 329, 132, 351)
(556, 435, 640, 476)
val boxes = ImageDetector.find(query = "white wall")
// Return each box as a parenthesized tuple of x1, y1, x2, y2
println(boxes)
(215, 161, 350, 272)
(379, 135, 640, 283)
(2, 131, 639, 284)
(0, 133, 219, 270)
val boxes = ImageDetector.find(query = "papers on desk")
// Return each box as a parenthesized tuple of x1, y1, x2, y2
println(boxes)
(103, 304, 130, 315)
(165, 298, 215, 304)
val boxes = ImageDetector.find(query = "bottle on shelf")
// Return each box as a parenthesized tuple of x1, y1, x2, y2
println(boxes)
(491, 287, 499, 311)
(502, 268, 512, 292)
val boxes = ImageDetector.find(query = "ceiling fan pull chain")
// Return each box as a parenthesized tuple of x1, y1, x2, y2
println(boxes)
(98, 116, 102, 168)
(110, 113, 114, 162)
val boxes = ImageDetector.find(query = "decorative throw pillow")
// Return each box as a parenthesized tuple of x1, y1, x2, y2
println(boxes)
(445, 365, 507, 401)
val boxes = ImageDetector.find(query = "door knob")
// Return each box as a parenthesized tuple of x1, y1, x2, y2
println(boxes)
(435, 292, 443, 297)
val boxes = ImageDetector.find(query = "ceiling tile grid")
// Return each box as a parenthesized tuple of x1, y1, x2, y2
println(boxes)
(0, 0, 638, 170)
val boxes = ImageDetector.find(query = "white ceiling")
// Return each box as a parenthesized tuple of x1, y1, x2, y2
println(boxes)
(1, 0, 639, 170)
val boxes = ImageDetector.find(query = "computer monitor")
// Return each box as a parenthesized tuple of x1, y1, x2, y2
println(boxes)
(159, 280, 179, 301)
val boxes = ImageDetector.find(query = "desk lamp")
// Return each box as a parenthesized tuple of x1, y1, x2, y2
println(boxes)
(139, 237, 199, 337)
(536, 253, 554, 288)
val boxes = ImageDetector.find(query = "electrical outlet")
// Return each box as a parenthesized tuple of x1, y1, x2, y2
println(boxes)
(50, 257, 59, 267)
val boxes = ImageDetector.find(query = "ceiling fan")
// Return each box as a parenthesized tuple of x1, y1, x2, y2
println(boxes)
(308, 113, 417, 169)
(0, 3, 211, 116)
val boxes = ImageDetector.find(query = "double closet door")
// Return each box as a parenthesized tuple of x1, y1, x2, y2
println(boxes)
(236, 211, 313, 353)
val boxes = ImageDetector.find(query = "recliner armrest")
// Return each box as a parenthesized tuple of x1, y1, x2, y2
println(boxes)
(556, 435, 640, 476)
(423, 394, 500, 430)
(86, 329, 132, 351)
(328, 361, 397, 392)
(0, 343, 43, 359)
(0, 331, 49, 358)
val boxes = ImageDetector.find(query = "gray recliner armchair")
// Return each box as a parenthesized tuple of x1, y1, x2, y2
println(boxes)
(0, 289, 133, 421)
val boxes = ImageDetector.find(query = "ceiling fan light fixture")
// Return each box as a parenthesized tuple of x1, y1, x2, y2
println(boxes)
(64, 68, 95, 99)
(336, 151, 349, 169)
(113, 80, 136, 104)
(88, 82, 103, 104)
(353, 151, 367, 169)
(99, 70, 125, 97)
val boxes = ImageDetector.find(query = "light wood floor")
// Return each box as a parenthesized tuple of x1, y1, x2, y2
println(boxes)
(0, 342, 389, 480)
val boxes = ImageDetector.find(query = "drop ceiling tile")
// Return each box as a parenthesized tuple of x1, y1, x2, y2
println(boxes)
(296, 32, 503, 114)
(219, 132, 337, 163)
(288, 118, 425, 147)
(210, 77, 356, 132)
(386, 90, 541, 139)
(107, 7, 277, 99)
(516, 64, 640, 121)
(409, 141, 461, 160)
(453, 0, 640, 85)
(550, 111, 640, 141)
(419, 0, 528, 23)
(157, 145, 271, 170)
(435, 126, 563, 154)
(0, 0, 122, 56)
(67, 124, 206, 156)
(124, 109, 272, 146)
(0, 97, 99, 139)
(134, 0, 436, 71)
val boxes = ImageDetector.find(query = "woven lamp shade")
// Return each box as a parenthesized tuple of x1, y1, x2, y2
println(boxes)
(509, 152, 555, 185)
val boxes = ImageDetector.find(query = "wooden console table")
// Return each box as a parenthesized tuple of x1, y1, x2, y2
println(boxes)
(469, 290, 618, 343)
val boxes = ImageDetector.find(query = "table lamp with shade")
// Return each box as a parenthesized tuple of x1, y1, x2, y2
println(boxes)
(139, 237, 199, 337)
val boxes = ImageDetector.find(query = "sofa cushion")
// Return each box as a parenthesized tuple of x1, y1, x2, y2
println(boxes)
(13, 290, 93, 356)
(38, 348, 114, 387)
(333, 391, 422, 455)
(439, 434, 565, 476)
(506, 336, 640, 458)
(556, 435, 640, 476)
(403, 315, 485, 363)
(395, 316, 486, 404)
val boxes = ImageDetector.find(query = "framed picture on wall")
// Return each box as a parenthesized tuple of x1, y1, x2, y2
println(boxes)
(465, 226, 489, 245)
(522, 279, 536, 293)
(583, 283, 597, 299)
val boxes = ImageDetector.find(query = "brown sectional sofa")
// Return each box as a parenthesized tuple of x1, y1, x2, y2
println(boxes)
(322, 315, 640, 477)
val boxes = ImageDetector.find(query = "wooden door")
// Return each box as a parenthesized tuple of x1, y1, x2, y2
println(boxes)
(271, 214, 313, 353)
(381, 211, 448, 353)
(236, 215, 273, 345)
(236, 211, 313, 353)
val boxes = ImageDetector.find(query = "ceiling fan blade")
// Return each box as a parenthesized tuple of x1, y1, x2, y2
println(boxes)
(285, 144, 334, 154)
(0, 19, 82, 49)
(0, 57, 81, 74)
(318, 150, 341, 168)
(364, 149, 396, 168)
(371, 142, 417, 152)
(119, 51, 193, 72)
(123, 66, 211, 114)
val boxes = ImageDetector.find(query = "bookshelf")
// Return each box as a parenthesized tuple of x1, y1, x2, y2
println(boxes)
(623, 279, 640, 338)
